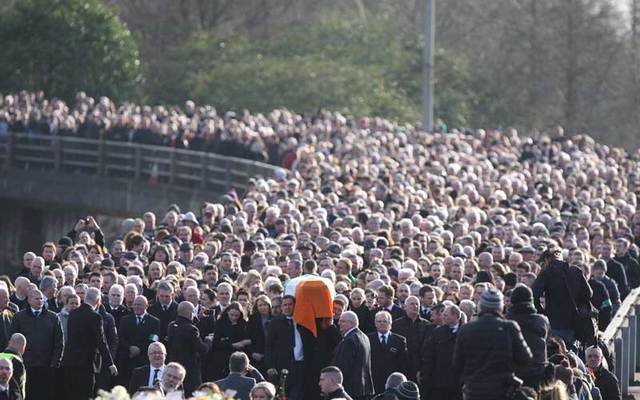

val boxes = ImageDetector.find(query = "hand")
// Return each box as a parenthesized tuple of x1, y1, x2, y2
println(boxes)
(74, 219, 86, 231)
(87, 216, 99, 229)
(267, 368, 278, 378)
(129, 346, 141, 358)
(252, 353, 264, 361)
(232, 342, 243, 349)
(108, 365, 118, 376)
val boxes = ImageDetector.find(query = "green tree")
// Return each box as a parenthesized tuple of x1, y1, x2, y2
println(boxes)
(169, 14, 477, 126)
(0, 0, 142, 102)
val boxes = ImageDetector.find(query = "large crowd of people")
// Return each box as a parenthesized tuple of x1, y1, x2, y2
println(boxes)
(0, 91, 303, 165)
(0, 91, 638, 400)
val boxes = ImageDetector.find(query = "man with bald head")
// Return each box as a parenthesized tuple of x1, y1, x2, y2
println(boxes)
(117, 295, 160, 386)
(333, 311, 373, 399)
(0, 358, 21, 400)
(0, 334, 26, 399)
(166, 301, 212, 396)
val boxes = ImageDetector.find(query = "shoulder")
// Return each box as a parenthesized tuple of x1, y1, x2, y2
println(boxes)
(390, 332, 406, 343)
(132, 365, 149, 374)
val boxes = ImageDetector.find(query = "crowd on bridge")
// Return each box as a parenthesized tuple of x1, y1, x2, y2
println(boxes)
(0, 91, 638, 400)
(0, 91, 306, 166)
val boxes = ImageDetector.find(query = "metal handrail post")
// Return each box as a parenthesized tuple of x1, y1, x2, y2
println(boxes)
(622, 326, 630, 395)
(630, 313, 638, 385)
(616, 336, 624, 385)
(636, 304, 640, 375)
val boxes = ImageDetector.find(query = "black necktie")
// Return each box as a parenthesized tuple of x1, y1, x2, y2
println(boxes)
(163, 305, 168, 312)
(137, 316, 143, 325)
(152, 368, 160, 386)
(33, 311, 39, 318)
(380, 335, 386, 346)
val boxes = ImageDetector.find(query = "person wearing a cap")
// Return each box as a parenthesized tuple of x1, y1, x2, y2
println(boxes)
(177, 243, 194, 267)
(453, 287, 532, 400)
(393, 381, 420, 400)
(506, 284, 550, 390)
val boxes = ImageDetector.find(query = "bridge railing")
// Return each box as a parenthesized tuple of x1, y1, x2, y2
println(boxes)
(602, 287, 640, 396)
(0, 132, 278, 192)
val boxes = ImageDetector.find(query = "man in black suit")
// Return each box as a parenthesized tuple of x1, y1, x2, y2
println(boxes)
(95, 304, 119, 391)
(128, 342, 167, 395)
(333, 311, 374, 400)
(148, 281, 178, 342)
(264, 295, 304, 400)
(166, 301, 212, 396)
(376, 286, 405, 320)
(368, 311, 408, 394)
(393, 296, 434, 383)
(117, 295, 160, 387)
(12, 288, 63, 400)
(215, 352, 257, 400)
(104, 284, 130, 328)
(0, 358, 22, 400)
(421, 304, 462, 400)
(60, 287, 117, 400)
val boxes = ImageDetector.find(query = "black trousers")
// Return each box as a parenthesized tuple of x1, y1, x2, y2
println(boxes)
(430, 387, 462, 400)
(285, 361, 305, 400)
(25, 366, 52, 400)
(61, 367, 95, 400)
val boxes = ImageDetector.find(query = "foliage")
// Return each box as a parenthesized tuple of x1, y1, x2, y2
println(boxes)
(163, 14, 477, 126)
(0, 0, 142, 102)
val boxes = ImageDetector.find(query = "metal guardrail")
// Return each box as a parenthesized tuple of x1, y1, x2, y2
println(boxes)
(0, 132, 277, 192)
(602, 287, 640, 396)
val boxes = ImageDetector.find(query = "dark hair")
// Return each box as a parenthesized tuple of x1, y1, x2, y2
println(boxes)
(229, 351, 249, 372)
(419, 285, 434, 297)
(504, 272, 518, 288)
(220, 301, 247, 321)
(126, 233, 145, 251)
(202, 288, 216, 302)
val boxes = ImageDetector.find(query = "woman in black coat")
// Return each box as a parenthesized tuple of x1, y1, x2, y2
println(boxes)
(203, 301, 251, 381)
(247, 294, 272, 376)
